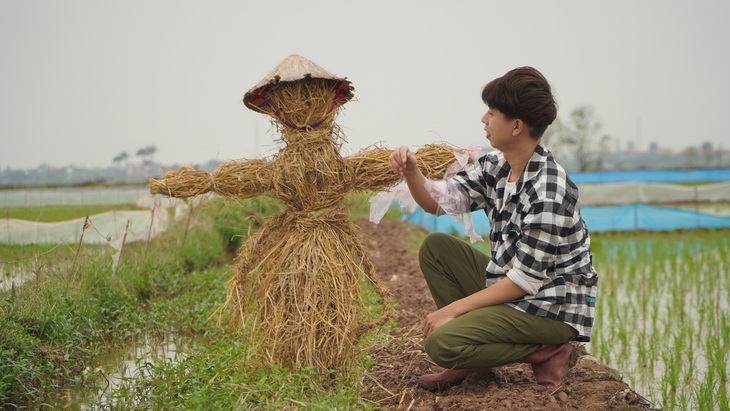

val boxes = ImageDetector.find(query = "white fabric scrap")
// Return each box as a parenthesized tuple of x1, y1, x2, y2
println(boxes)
(369, 144, 484, 243)
(369, 181, 417, 224)
(424, 179, 483, 243)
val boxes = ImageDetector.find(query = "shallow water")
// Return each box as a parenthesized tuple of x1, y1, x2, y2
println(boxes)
(54, 333, 187, 410)
(592, 235, 730, 409)
(0, 266, 35, 291)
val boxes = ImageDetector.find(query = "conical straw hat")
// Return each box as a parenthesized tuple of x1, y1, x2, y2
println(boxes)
(243, 54, 353, 113)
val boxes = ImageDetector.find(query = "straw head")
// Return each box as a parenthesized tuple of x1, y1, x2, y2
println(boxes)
(243, 54, 353, 114)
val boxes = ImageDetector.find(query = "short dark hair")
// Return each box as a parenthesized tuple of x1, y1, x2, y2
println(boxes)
(481, 67, 557, 139)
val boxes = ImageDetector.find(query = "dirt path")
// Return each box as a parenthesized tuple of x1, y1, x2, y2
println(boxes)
(359, 218, 652, 411)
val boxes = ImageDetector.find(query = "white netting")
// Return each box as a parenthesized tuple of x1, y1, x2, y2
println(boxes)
(578, 181, 730, 206)
(0, 196, 196, 290)
(0, 185, 179, 208)
(0, 207, 171, 245)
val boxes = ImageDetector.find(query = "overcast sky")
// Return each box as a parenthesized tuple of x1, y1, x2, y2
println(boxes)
(1, 1, 728, 170)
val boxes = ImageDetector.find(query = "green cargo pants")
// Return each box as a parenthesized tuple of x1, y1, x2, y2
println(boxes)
(418, 232, 578, 369)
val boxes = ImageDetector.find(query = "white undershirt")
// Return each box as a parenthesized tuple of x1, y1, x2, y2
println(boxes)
(503, 171, 517, 204)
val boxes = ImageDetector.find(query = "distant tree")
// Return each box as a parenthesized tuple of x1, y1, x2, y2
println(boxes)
(682, 147, 700, 167)
(112, 151, 129, 168)
(543, 105, 612, 171)
(542, 117, 568, 155)
(701, 141, 714, 165)
(136, 145, 158, 165)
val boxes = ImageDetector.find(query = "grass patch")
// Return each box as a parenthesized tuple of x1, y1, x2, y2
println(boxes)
(1, 194, 388, 409)
(0, 197, 234, 408)
(3, 205, 139, 223)
(8, 192, 728, 409)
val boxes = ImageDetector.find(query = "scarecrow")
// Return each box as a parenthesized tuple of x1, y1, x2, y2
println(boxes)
(149, 55, 464, 373)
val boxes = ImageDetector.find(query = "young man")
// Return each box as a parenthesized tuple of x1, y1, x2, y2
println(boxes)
(389, 67, 598, 390)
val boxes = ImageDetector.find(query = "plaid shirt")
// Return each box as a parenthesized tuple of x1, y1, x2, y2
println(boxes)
(450, 144, 597, 341)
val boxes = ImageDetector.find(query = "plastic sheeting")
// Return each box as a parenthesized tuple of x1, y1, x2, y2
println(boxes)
(570, 168, 730, 184)
(403, 203, 730, 236)
(579, 181, 730, 205)
(1, 185, 180, 208)
(0, 207, 171, 245)
(383, 168, 730, 234)
(582, 204, 730, 231)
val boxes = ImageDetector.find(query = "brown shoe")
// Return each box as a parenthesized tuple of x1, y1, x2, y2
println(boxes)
(523, 343, 577, 387)
(418, 368, 494, 391)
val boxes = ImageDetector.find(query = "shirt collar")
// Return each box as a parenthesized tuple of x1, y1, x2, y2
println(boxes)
(521, 143, 550, 184)
(496, 143, 550, 185)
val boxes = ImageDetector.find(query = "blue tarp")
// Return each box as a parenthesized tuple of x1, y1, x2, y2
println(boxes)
(403, 204, 730, 236)
(570, 168, 730, 184)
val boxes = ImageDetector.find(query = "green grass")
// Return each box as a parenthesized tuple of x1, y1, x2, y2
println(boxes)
(0, 198, 232, 409)
(3, 204, 140, 223)
(8, 193, 727, 410)
(1, 194, 388, 410)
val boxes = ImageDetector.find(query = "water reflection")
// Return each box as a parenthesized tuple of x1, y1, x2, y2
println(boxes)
(0, 267, 35, 291)
(61, 333, 187, 410)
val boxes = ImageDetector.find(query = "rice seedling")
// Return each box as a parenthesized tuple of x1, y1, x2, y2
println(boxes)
(591, 229, 730, 410)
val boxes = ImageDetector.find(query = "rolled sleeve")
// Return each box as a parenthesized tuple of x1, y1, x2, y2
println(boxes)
(506, 268, 543, 295)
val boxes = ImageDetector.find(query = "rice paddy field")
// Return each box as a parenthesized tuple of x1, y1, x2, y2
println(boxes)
(590, 229, 730, 410)
(1, 196, 729, 410)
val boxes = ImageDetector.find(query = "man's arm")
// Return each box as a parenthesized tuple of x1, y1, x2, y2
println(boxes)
(423, 277, 527, 337)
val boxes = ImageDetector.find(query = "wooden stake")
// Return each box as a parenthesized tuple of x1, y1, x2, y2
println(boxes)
(112, 220, 131, 277)
(71, 216, 91, 281)
(145, 202, 157, 258)
(146, 202, 157, 243)
(181, 202, 194, 249)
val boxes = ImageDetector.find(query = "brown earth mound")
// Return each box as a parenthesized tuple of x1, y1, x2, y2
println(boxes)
(359, 218, 653, 411)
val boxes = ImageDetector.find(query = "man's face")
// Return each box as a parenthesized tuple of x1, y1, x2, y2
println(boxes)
(481, 108, 516, 150)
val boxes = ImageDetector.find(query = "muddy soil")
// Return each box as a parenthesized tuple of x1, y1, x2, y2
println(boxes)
(359, 218, 653, 411)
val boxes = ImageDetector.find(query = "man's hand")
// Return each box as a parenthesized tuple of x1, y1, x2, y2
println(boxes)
(389, 145, 419, 177)
(423, 305, 458, 337)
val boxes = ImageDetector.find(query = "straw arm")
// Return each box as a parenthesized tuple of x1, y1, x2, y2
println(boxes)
(345, 146, 401, 192)
(209, 159, 273, 199)
(345, 144, 462, 192)
(149, 159, 273, 199)
(149, 167, 215, 198)
(414, 144, 464, 180)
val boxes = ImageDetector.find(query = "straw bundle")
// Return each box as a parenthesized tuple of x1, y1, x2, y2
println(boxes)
(149, 167, 214, 198)
(149, 159, 272, 200)
(415, 143, 467, 179)
(269, 128, 349, 210)
(211, 159, 272, 200)
(347, 143, 467, 191)
(151, 73, 464, 375)
(223, 208, 389, 372)
(211, 78, 394, 373)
